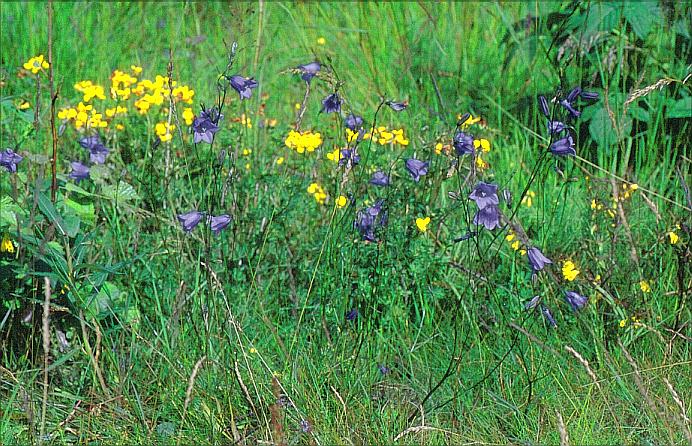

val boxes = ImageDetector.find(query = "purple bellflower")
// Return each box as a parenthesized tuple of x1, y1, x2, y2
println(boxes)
(68, 161, 90, 183)
(405, 158, 429, 182)
(344, 114, 364, 131)
(338, 148, 360, 167)
(387, 101, 407, 111)
(453, 130, 475, 156)
(547, 120, 567, 135)
(541, 305, 557, 328)
(321, 93, 341, 114)
(473, 205, 501, 230)
(209, 214, 232, 234)
(79, 134, 109, 164)
(177, 211, 204, 233)
(354, 199, 387, 242)
(550, 134, 576, 157)
(469, 182, 499, 209)
(192, 115, 220, 144)
(527, 247, 552, 272)
(229, 75, 258, 100)
(564, 291, 588, 312)
(296, 61, 320, 83)
(346, 308, 358, 321)
(538, 95, 550, 117)
(0, 148, 23, 173)
(369, 171, 390, 187)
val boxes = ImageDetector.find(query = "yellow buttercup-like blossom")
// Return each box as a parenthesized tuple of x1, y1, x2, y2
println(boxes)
(561, 260, 580, 281)
(1, 234, 14, 254)
(336, 196, 348, 208)
(416, 217, 431, 232)
(285, 130, 322, 154)
(23, 55, 49, 74)
(522, 190, 536, 208)
(326, 147, 341, 163)
(473, 138, 490, 152)
(182, 107, 194, 125)
(639, 280, 651, 293)
(155, 122, 175, 142)
(667, 231, 679, 245)
(307, 182, 327, 205)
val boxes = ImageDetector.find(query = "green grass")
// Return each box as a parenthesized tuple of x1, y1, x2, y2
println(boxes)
(1, 1, 691, 445)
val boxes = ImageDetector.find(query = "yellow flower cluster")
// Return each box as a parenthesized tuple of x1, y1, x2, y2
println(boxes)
(110, 69, 138, 99)
(285, 130, 322, 153)
(58, 102, 107, 129)
(155, 122, 175, 142)
(336, 195, 348, 208)
(521, 190, 536, 208)
(505, 231, 526, 255)
(562, 260, 580, 281)
(75, 80, 106, 102)
(346, 126, 409, 146)
(22, 55, 49, 74)
(639, 280, 651, 293)
(105, 106, 128, 118)
(131, 75, 194, 114)
(326, 147, 341, 163)
(619, 315, 641, 328)
(307, 182, 327, 204)
(183, 107, 195, 126)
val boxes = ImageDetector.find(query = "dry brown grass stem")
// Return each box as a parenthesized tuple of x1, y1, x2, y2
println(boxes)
(181, 355, 207, 429)
(556, 410, 569, 446)
(40, 277, 51, 441)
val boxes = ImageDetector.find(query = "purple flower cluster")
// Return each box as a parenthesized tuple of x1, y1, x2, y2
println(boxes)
(177, 211, 232, 235)
(405, 159, 429, 182)
(192, 107, 222, 144)
(538, 86, 598, 158)
(321, 93, 341, 114)
(469, 182, 500, 230)
(354, 199, 387, 242)
(79, 134, 110, 165)
(0, 148, 23, 173)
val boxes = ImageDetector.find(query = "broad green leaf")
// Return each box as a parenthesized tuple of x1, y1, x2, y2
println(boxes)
(666, 97, 692, 119)
(63, 198, 96, 225)
(102, 181, 140, 201)
(623, 2, 662, 40)
(0, 196, 26, 227)
(589, 105, 632, 147)
(36, 190, 67, 237)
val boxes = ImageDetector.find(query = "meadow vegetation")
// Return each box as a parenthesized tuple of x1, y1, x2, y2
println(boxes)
(1, 1, 691, 444)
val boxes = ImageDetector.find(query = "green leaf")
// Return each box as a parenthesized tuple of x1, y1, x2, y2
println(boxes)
(101, 181, 140, 201)
(666, 97, 692, 119)
(63, 181, 98, 197)
(589, 105, 632, 147)
(84, 281, 121, 320)
(0, 196, 27, 228)
(36, 190, 67, 237)
(623, 2, 662, 40)
(63, 198, 96, 225)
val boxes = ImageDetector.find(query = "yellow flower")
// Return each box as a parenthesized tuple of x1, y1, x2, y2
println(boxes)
(307, 183, 319, 194)
(416, 217, 431, 232)
(249, 347, 257, 354)
(182, 107, 194, 126)
(521, 190, 536, 208)
(242, 148, 252, 156)
(18, 100, 30, 110)
(172, 85, 195, 104)
(458, 113, 481, 128)
(336, 195, 348, 208)
(131, 65, 143, 74)
(285, 130, 322, 154)
(276, 157, 284, 165)
(435, 142, 444, 155)
(295, 102, 302, 110)
(619, 319, 627, 328)
(475, 155, 489, 170)
(593, 274, 601, 283)
(1, 234, 14, 253)
(116, 123, 125, 131)
(58, 107, 77, 120)
(326, 147, 341, 163)
(667, 231, 679, 245)
(561, 260, 580, 281)
(639, 280, 651, 293)
(155, 122, 175, 142)
(473, 138, 490, 152)
(317, 37, 326, 45)
(511, 240, 521, 251)
(23, 55, 49, 74)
